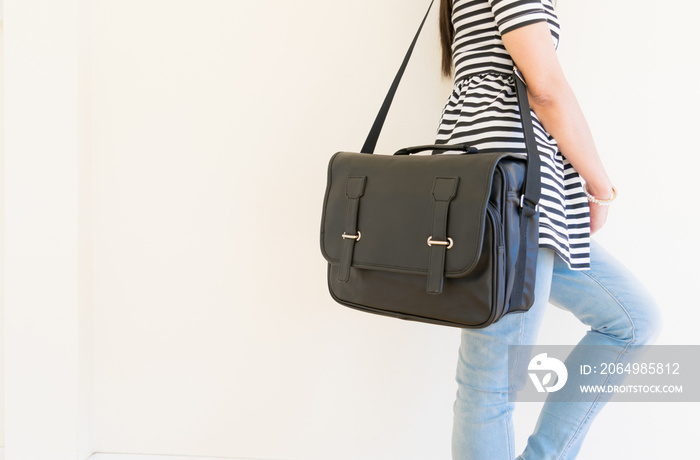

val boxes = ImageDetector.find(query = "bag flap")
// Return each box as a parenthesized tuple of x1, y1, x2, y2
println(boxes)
(320, 151, 518, 277)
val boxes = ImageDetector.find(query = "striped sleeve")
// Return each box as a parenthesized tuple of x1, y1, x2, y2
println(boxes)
(488, 0, 548, 35)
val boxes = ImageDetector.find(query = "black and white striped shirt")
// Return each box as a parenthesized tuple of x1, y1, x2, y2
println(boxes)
(435, 0, 591, 270)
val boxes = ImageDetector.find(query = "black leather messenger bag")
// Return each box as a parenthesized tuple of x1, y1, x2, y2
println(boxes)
(319, 0, 542, 328)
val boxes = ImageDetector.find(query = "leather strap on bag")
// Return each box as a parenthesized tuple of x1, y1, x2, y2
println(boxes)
(358, 0, 541, 309)
(338, 176, 367, 282)
(427, 177, 459, 294)
(509, 72, 541, 310)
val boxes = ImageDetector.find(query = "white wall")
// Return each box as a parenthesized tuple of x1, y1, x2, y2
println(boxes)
(1, 0, 697, 459)
(0, 5, 5, 451)
(3, 0, 94, 458)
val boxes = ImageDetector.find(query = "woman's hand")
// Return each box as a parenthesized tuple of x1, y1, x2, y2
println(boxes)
(586, 183, 614, 235)
(589, 202, 609, 235)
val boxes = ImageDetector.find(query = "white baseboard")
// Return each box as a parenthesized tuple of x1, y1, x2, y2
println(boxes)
(0, 448, 282, 460)
(89, 453, 285, 460)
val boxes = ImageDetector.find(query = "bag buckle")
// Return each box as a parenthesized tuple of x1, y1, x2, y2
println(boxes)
(342, 231, 361, 241)
(520, 195, 539, 212)
(427, 236, 453, 249)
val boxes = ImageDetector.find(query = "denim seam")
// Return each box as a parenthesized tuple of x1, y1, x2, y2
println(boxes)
(556, 269, 636, 460)
(508, 311, 527, 392)
(497, 313, 526, 458)
(579, 268, 637, 343)
(506, 406, 514, 459)
(507, 313, 527, 458)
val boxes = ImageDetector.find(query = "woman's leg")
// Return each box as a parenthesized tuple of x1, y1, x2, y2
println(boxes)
(518, 240, 663, 460)
(452, 248, 555, 460)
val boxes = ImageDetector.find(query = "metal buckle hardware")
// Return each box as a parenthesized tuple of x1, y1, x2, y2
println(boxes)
(342, 232, 361, 241)
(520, 195, 539, 212)
(427, 236, 454, 249)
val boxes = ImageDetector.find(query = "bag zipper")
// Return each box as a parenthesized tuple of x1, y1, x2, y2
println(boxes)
(487, 202, 503, 247)
(487, 201, 507, 314)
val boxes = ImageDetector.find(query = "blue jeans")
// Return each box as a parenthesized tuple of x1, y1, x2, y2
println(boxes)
(452, 240, 663, 460)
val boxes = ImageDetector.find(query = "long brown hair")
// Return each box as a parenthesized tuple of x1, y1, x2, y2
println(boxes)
(439, 0, 454, 78)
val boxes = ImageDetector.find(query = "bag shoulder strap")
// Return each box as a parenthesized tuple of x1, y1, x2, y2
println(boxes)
(360, 0, 436, 155)
(359, 0, 541, 209)
(513, 70, 541, 209)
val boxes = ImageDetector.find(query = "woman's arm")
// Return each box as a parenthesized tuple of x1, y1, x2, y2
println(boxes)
(501, 21, 613, 234)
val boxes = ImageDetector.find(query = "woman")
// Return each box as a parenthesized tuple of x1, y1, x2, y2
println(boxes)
(434, 0, 663, 458)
